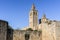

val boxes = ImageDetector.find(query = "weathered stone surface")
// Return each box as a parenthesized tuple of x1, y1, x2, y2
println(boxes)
(13, 30, 41, 40)
(0, 20, 8, 40)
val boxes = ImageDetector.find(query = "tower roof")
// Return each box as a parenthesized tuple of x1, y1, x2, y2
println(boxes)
(42, 14, 46, 19)
(31, 4, 35, 10)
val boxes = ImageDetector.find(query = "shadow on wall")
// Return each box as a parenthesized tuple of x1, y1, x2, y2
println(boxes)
(7, 26, 13, 40)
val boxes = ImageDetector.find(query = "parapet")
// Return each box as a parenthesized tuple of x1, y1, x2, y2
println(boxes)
(0, 20, 8, 26)
(0, 20, 8, 23)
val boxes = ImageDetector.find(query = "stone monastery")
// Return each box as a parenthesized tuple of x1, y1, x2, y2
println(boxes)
(0, 4, 60, 40)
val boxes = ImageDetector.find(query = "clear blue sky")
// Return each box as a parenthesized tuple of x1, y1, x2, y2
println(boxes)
(0, 0, 60, 29)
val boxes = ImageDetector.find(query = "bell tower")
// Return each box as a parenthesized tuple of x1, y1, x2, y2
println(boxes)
(41, 14, 47, 23)
(29, 4, 38, 30)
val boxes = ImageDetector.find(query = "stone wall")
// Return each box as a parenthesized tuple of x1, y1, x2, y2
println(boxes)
(13, 30, 42, 40)
(0, 20, 13, 40)
(0, 20, 8, 40)
(55, 21, 60, 40)
(42, 22, 56, 40)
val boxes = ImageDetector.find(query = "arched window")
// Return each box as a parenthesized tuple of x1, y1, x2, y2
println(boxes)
(25, 33, 30, 40)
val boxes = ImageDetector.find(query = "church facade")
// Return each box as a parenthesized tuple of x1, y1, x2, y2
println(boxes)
(0, 4, 60, 40)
